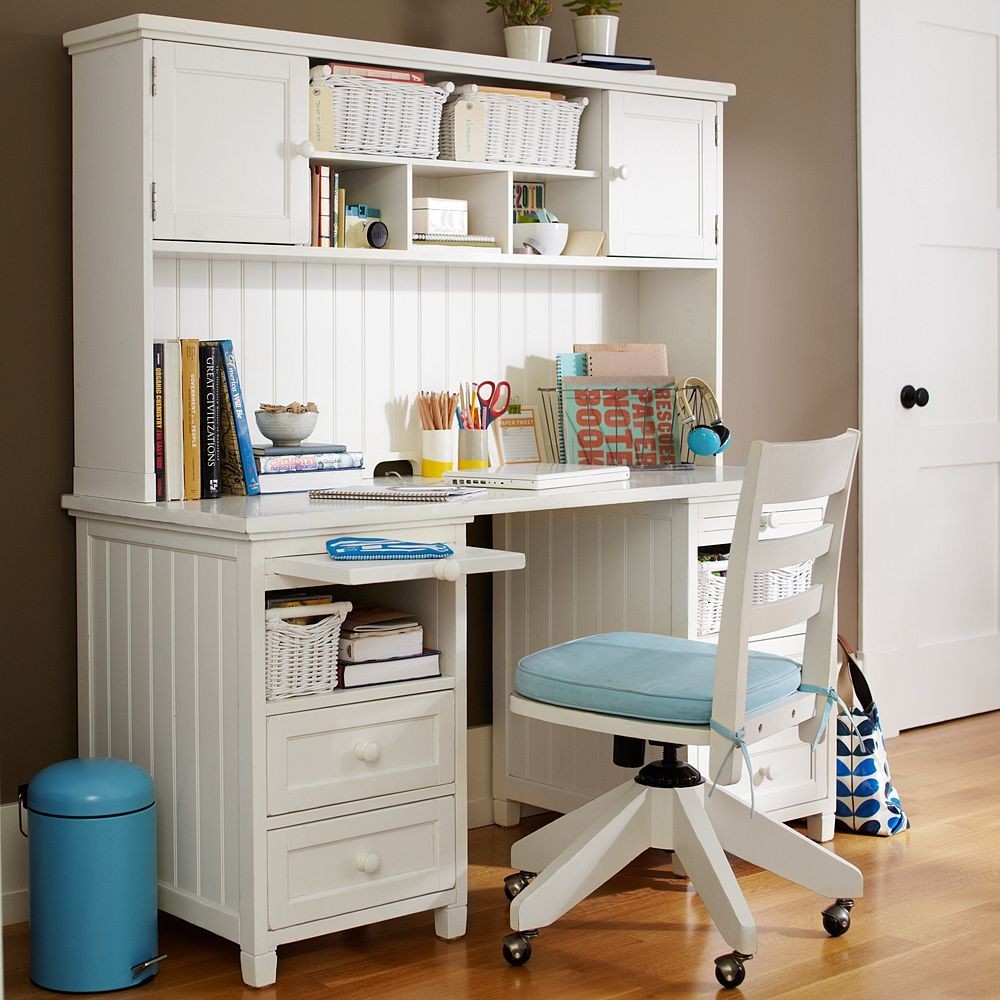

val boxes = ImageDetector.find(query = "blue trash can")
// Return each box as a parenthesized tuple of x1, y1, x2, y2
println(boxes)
(19, 758, 164, 992)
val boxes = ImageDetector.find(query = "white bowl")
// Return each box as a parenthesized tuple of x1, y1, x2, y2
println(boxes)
(513, 222, 569, 256)
(254, 410, 318, 446)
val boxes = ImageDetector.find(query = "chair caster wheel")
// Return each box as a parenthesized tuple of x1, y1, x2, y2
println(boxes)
(714, 951, 750, 989)
(502, 931, 536, 966)
(503, 871, 536, 901)
(822, 898, 854, 937)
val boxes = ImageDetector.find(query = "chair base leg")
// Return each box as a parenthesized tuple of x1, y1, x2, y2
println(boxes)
(705, 787, 863, 899)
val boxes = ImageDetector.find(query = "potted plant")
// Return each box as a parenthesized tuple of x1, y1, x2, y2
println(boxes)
(565, 0, 622, 56)
(485, 0, 554, 61)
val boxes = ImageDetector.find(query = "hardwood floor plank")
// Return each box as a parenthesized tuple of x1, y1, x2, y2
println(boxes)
(4, 711, 999, 997)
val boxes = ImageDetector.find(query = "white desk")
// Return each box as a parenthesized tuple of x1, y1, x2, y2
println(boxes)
(63, 467, 833, 986)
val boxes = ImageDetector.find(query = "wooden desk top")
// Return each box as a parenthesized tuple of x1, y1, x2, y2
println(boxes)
(62, 467, 745, 538)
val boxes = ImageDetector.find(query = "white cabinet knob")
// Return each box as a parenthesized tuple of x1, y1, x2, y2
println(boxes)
(355, 852, 381, 875)
(433, 560, 462, 582)
(296, 139, 316, 158)
(353, 739, 381, 763)
(612, 164, 631, 181)
(754, 764, 775, 786)
(759, 512, 775, 532)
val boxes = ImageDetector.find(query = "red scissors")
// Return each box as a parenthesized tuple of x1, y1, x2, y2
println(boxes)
(476, 380, 511, 428)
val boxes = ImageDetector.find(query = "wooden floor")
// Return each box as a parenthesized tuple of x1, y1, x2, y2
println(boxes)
(5, 711, 999, 998)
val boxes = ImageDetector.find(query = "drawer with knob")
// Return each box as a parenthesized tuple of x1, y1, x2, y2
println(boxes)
(267, 691, 455, 815)
(267, 796, 456, 929)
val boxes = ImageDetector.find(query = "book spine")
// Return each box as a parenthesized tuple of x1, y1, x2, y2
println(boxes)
(199, 343, 223, 499)
(152, 341, 165, 502)
(215, 340, 260, 495)
(336, 187, 346, 248)
(256, 452, 364, 474)
(319, 166, 332, 247)
(180, 339, 201, 501)
(310, 165, 320, 247)
(316, 62, 425, 84)
(332, 172, 339, 247)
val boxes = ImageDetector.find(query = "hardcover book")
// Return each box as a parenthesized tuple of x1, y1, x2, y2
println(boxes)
(180, 339, 201, 500)
(253, 442, 347, 456)
(162, 340, 184, 501)
(199, 342, 223, 498)
(208, 340, 260, 496)
(152, 341, 165, 502)
(338, 650, 441, 688)
(256, 451, 364, 474)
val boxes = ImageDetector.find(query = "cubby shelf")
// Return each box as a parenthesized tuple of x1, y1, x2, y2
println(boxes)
(152, 240, 718, 270)
(310, 150, 599, 181)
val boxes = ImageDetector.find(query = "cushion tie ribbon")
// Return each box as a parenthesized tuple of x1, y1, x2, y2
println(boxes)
(708, 720, 756, 817)
(798, 684, 864, 748)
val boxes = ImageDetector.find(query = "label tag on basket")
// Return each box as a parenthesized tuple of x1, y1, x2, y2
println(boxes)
(451, 98, 486, 161)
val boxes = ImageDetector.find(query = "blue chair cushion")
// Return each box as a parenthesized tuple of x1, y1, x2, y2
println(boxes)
(515, 632, 802, 725)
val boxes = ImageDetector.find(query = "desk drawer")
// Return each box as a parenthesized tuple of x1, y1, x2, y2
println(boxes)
(698, 501, 825, 546)
(736, 740, 826, 813)
(267, 691, 455, 814)
(267, 797, 456, 929)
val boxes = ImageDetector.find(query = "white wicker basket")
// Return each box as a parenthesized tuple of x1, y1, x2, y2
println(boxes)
(312, 75, 451, 158)
(440, 92, 587, 168)
(696, 559, 814, 637)
(265, 601, 352, 700)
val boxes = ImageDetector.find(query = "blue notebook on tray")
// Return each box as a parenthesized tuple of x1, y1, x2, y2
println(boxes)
(326, 537, 454, 561)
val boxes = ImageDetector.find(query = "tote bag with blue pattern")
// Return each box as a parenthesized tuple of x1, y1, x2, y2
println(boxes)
(834, 638, 909, 836)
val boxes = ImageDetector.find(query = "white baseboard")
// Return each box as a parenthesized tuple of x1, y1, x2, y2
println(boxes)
(0, 727, 499, 926)
(2, 801, 28, 926)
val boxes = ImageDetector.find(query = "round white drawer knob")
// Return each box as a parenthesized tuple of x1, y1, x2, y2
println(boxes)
(296, 139, 316, 158)
(355, 852, 381, 875)
(433, 560, 462, 582)
(758, 765, 775, 781)
(760, 512, 775, 531)
(613, 164, 631, 181)
(353, 740, 381, 763)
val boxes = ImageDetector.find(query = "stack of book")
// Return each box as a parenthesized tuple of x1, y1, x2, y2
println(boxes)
(551, 53, 656, 72)
(311, 166, 346, 248)
(254, 443, 365, 494)
(152, 339, 258, 501)
(338, 606, 441, 687)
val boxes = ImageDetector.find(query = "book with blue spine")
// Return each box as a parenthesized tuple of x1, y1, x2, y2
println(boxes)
(208, 340, 260, 496)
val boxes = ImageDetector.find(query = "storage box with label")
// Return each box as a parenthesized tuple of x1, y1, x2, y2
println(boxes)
(412, 197, 468, 236)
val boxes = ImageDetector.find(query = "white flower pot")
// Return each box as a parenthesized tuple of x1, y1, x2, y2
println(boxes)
(572, 14, 619, 56)
(503, 25, 552, 61)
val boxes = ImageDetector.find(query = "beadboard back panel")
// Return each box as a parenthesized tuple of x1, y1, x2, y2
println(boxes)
(153, 257, 640, 466)
(80, 525, 241, 933)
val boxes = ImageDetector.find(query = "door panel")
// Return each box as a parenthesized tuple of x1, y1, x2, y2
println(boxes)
(153, 42, 310, 244)
(859, 0, 1000, 731)
(605, 93, 718, 259)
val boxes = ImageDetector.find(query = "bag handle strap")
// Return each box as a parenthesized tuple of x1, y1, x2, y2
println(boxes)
(837, 634, 875, 714)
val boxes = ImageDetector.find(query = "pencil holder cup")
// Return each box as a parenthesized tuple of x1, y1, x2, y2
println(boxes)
(458, 429, 490, 470)
(421, 430, 454, 479)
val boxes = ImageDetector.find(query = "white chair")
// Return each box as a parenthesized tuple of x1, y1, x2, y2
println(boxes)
(501, 430, 863, 990)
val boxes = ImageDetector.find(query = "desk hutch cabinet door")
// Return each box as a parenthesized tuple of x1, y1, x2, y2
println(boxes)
(605, 92, 719, 259)
(151, 42, 310, 244)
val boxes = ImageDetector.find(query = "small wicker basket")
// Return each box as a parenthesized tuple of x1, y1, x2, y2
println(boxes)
(440, 92, 587, 169)
(311, 75, 452, 158)
(696, 558, 814, 637)
(265, 601, 352, 700)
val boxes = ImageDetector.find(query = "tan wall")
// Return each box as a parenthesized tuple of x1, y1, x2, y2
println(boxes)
(0, 1, 857, 802)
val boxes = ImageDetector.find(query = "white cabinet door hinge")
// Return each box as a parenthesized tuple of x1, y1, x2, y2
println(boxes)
(151, 181, 157, 222)
(151, 55, 157, 97)
(714, 115, 719, 146)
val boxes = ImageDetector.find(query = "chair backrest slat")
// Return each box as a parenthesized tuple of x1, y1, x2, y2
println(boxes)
(753, 523, 834, 572)
(747, 584, 823, 637)
(709, 429, 860, 786)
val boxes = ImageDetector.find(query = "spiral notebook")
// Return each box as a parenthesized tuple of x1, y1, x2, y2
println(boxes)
(308, 485, 487, 502)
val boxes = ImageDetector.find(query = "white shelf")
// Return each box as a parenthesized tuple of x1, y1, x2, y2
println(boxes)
(311, 150, 599, 180)
(152, 241, 718, 270)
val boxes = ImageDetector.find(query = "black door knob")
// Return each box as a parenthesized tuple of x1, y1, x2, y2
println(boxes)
(900, 385, 930, 409)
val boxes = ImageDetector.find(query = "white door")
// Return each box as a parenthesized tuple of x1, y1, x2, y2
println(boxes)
(604, 93, 718, 259)
(859, 0, 1000, 731)
(152, 42, 310, 244)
